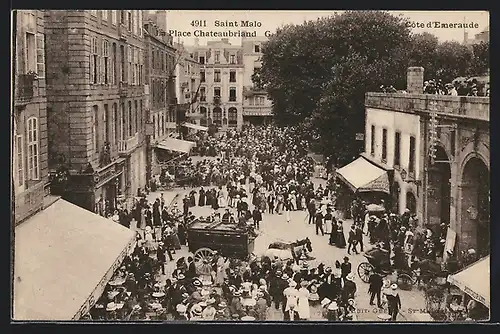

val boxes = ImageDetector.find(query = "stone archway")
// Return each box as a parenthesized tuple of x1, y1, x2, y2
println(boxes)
(426, 145, 451, 231)
(460, 156, 490, 256)
(406, 191, 417, 215)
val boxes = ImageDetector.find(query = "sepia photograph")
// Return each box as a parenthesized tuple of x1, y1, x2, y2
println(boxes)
(11, 9, 490, 322)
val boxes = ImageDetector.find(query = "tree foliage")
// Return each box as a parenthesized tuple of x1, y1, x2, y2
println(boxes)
(259, 11, 489, 164)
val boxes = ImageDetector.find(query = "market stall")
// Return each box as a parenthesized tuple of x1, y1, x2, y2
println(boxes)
(446, 256, 490, 320)
(13, 199, 136, 320)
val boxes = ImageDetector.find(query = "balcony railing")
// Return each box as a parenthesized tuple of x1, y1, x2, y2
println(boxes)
(213, 96, 221, 105)
(14, 181, 45, 225)
(119, 81, 128, 97)
(16, 74, 35, 103)
(365, 92, 490, 122)
(117, 133, 139, 154)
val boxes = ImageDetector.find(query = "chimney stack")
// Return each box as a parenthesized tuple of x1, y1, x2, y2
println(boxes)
(194, 37, 199, 47)
(406, 67, 424, 94)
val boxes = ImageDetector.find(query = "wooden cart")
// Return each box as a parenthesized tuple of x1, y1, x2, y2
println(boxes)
(187, 219, 256, 275)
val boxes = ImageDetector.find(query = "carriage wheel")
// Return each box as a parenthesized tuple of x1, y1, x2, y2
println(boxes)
(357, 262, 374, 283)
(397, 273, 413, 291)
(194, 247, 214, 276)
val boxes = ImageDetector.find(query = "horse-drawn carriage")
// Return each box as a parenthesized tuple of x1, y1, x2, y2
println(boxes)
(187, 218, 257, 275)
(357, 247, 416, 290)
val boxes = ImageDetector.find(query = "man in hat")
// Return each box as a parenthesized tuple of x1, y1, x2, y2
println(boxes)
(156, 242, 167, 274)
(252, 207, 263, 229)
(341, 257, 352, 280)
(186, 256, 196, 280)
(175, 304, 189, 320)
(341, 274, 357, 311)
(255, 290, 268, 320)
(315, 208, 324, 236)
(269, 271, 287, 310)
(190, 304, 204, 320)
(228, 269, 243, 289)
(385, 284, 401, 321)
(347, 225, 358, 255)
(368, 270, 383, 308)
(202, 298, 217, 320)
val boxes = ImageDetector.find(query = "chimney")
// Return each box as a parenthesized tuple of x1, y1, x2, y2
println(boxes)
(406, 67, 424, 94)
(194, 37, 199, 47)
(463, 31, 469, 44)
(221, 38, 229, 44)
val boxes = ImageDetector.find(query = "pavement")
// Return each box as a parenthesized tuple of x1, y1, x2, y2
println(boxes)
(140, 178, 429, 321)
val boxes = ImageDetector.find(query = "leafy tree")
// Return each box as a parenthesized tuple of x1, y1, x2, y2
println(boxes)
(433, 41, 473, 83)
(259, 11, 412, 163)
(409, 32, 439, 80)
(470, 41, 489, 76)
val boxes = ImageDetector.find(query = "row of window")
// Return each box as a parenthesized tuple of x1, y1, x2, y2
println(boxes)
(198, 87, 238, 102)
(151, 110, 176, 141)
(89, 10, 143, 37)
(370, 125, 416, 174)
(200, 70, 237, 83)
(90, 37, 143, 86)
(247, 96, 266, 106)
(91, 100, 143, 153)
(151, 47, 175, 73)
(197, 51, 237, 65)
(199, 107, 238, 127)
(15, 117, 40, 188)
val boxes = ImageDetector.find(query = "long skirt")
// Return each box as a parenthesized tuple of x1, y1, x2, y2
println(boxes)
(336, 231, 347, 248)
(172, 233, 181, 250)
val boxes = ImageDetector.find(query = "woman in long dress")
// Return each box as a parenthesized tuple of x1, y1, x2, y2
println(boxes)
(297, 281, 311, 320)
(198, 187, 206, 206)
(218, 186, 227, 208)
(171, 223, 182, 250)
(215, 256, 229, 286)
(335, 221, 347, 249)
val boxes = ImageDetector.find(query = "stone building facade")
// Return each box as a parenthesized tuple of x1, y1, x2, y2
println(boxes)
(44, 10, 147, 214)
(365, 68, 490, 257)
(12, 10, 49, 224)
(175, 44, 201, 132)
(189, 38, 244, 130)
(143, 13, 177, 177)
(241, 36, 273, 125)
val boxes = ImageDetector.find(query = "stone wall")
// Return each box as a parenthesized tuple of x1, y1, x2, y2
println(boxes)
(365, 93, 489, 121)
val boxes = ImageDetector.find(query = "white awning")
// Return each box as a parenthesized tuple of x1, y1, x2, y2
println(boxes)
(336, 157, 389, 193)
(156, 138, 196, 153)
(13, 199, 136, 320)
(447, 256, 490, 308)
(182, 122, 208, 131)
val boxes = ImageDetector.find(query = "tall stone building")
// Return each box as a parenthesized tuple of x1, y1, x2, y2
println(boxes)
(44, 10, 147, 214)
(189, 38, 244, 130)
(12, 10, 50, 224)
(363, 67, 490, 257)
(143, 12, 178, 178)
(242, 36, 273, 125)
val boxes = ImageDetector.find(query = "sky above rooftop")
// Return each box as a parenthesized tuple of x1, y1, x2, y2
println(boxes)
(160, 10, 489, 46)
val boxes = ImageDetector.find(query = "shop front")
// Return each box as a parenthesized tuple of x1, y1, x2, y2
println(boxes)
(13, 198, 136, 320)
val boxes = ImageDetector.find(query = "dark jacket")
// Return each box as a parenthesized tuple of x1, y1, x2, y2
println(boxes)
(341, 262, 352, 277)
(252, 209, 262, 222)
(283, 310, 301, 321)
(368, 273, 383, 293)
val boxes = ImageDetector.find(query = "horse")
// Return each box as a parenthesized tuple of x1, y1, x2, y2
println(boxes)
(264, 237, 314, 264)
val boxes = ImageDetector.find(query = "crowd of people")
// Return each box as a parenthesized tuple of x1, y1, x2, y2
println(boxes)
(86, 123, 479, 322)
(380, 76, 489, 97)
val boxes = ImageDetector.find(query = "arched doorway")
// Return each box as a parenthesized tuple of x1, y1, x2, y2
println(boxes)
(461, 157, 490, 257)
(200, 106, 207, 126)
(391, 181, 400, 214)
(406, 191, 416, 215)
(212, 107, 222, 127)
(228, 107, 238, 127)
(426, 146, 451, 232)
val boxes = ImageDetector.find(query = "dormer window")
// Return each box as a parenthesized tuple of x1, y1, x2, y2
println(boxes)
(215, 51, 220, 63)
(230, 54, 235, 64)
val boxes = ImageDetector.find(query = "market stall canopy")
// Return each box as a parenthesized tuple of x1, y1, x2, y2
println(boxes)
(182, 122, 208, 131)
(447, 256, 490, 308)
(13, 199, 136, 320)
(336, 157, 390, 193)
(156, 138, 196, 154)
